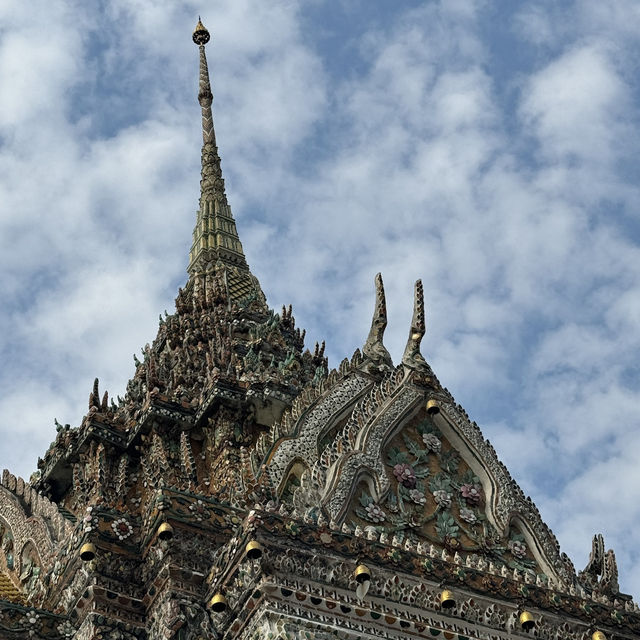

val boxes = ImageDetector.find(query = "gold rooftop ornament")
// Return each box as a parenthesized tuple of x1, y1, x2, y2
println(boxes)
(440, 589, 456, 609)
(79, 543, 96, 562)
(519, 610, 535, 631)
(426, 398, 440, 415)
(192, 17, 210, 45)
(245, 540, 263, 559)
(157, 522, 174, 540)
(354, 564, 371, 584)
(209, 592, 227, 613)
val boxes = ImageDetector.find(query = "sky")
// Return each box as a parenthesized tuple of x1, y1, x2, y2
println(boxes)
(1, 0, 639, 598)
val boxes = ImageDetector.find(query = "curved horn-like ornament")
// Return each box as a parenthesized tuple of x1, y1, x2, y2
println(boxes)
(362, 273, 393, 372)
(401, 279, 431, 373)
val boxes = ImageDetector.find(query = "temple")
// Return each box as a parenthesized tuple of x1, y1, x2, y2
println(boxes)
(0, 19, 637, 640)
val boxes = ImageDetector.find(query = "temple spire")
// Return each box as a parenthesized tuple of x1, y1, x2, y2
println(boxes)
(188, 19, 262, 302)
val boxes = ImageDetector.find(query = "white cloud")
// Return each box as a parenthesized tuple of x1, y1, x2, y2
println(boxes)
(520, 44, 630, 166)
(0, 3, 84, 128)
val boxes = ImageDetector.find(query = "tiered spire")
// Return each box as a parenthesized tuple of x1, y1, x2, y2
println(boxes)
(189, 19, 260, 301)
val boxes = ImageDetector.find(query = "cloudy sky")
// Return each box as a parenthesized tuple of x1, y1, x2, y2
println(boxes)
(1, 0, 639, 597)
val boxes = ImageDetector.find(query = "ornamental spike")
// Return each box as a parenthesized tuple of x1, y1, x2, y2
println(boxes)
(362, 273, 393, 373)
(402, 279, 431, 373)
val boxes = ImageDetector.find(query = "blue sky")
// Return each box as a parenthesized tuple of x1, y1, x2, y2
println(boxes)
(1, 0, 639, 597)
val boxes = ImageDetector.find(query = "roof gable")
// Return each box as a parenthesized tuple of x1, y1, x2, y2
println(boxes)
(250, 277, 579, 589)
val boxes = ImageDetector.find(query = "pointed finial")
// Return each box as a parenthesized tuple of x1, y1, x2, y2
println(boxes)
(194, 20, 213, 108)
(402, 280, 432, 372)
(193, 17, 210, 45)
(362, 273, 393, 373)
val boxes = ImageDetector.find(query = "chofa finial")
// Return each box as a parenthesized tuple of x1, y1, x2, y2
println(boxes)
(402, 279, 431, 372)
(361, 273, 393, 373)
(578, 533, 620, 597)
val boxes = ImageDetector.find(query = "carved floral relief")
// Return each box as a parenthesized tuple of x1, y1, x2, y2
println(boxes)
(350, 411, 540, 574)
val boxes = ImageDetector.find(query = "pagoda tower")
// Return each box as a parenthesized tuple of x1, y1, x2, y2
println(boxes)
(0, 20, 637, 640)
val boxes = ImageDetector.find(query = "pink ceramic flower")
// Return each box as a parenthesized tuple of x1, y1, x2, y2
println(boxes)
(508, 539, 527, 558)
(393, 463, 417, 488)
(433, 490, 452, 508)
(459, 508, 477, 524)
(460, 483, 482, 504)
(422, 433, 441, 452)
(365, 503, 386, 523)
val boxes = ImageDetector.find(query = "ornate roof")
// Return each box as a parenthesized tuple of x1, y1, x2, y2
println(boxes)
(0, 18, 637, 640)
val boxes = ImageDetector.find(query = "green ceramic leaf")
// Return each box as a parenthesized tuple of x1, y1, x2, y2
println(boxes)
(359, 492, 373, 507)
(440, 450, 459, 473)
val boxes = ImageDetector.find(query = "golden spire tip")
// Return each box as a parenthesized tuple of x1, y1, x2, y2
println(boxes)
(193, 18, 210, 45)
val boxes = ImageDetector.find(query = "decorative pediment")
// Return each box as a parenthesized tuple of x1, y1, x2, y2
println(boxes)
(245, 276, 579, 590)
(263, 362, 576, 588)
(344, 406, 541, 576)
